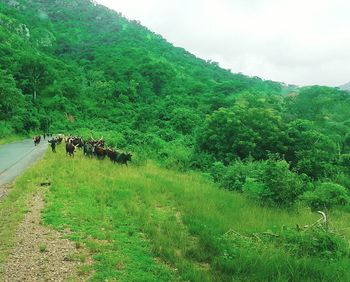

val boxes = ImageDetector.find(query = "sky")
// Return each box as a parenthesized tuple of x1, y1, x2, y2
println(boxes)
(95, 0, 350, 86)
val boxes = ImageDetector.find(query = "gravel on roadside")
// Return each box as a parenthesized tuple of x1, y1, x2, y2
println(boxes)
(3, 190, 92, 281)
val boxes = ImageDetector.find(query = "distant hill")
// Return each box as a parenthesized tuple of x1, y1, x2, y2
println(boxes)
(339, 82, 350, 91)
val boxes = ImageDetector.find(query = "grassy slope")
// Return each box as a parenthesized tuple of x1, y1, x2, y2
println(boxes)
(1, 145, 350, 281)
(0, 135, 29, 145)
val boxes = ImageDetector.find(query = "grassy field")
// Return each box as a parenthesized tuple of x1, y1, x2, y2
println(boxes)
(1, 145, 350, 281)
(0, 134, 29, 145)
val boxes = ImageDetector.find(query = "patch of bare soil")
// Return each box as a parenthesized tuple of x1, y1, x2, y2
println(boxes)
(3, 190, 91, 282)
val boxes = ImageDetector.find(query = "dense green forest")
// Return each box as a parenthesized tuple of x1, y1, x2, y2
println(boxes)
(1, 0, 350, 206)
(1, 0, 350, 279)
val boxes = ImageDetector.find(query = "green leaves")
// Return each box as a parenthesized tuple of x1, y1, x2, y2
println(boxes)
(0, 0, 349, 207)
(286, 119, 338, 179)
(212, 158, 304, 207)
(198, 105, 286, 163)
(0, 68, 22, 120)
(302, 182, 350, 211)
(15, 54, 52, 101)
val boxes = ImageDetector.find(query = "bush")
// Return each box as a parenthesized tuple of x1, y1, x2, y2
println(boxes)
(340, 154, 350, 167)
(267, 227, 350, 259)
(191, 151, 216, 171)
(160, 140, 192, 171)
(220, 161, 265, 192)
(0, 122, 12, 138)
(302, 182, 350, 211)
(261, 160, 304, 207)
(331, 173, 350, 190)
(212, 158, 305, 207)
(209, 162, 226, 183)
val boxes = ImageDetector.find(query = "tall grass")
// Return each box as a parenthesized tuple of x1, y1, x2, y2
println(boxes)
(0, 134, 29, 145)
(2, 145, 350, 281)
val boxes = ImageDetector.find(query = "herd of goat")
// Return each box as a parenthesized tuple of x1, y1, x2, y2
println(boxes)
(37, 135, 132, 165)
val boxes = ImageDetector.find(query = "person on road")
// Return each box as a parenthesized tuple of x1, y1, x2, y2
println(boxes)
(48, 139, 56, 153)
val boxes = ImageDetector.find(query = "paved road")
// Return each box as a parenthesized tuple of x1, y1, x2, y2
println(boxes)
(0, 139, 48, 194)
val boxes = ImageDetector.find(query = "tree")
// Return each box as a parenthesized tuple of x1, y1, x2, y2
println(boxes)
(258, 159, 304, 207)
(16, 55, 51, 101)
(140, 61, 175, 96)
(197, 105, 287, 164)
(170, 107, 200, 135)
(286, 120, 338, 179)
(0, 69, 22, 120)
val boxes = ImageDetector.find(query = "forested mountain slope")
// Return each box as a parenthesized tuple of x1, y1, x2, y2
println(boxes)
(1, 0, 350, 201)
(0, 0, 281, 136)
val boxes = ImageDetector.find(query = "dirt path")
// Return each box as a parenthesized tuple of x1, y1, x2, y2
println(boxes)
(3, 190, 90, 282)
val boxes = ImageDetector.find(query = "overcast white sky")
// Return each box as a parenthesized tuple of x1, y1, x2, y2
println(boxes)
(96, 0, 350, 86)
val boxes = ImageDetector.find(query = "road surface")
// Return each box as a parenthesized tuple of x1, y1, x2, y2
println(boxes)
(0, 139, 48, 198)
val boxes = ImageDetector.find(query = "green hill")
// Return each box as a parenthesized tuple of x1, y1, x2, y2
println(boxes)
(0, 0, 281, 137)
(1, 0, 349, 177)
(1, 1, 350, 280)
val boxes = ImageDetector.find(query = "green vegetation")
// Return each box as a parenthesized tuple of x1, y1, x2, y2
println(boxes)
(0, 0, 281, 138)
(1, 0, 350, 280)
(2, 147, 350, 281)
(302, 182, 350, 211)
(0, 134, 28, 145)
(39, 244, 48, 253)
(0, 0, 349, 186)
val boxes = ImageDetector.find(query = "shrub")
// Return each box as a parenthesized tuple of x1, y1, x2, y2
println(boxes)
(220, 161, 265, 192)
(267, 227, 350, 259)
(340, 154, 350, 167)
(243, 159, 304, 207)
(209, 161, 226, 183)
(212, 158, 305, 207)
(160, 140, 192, 171)
(190, 151, 216, 171)
(331, 173, 350, 190)
(0, 122, 12, 138)
(302, 182, 350, 211)
(260, 160, 304, 207)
